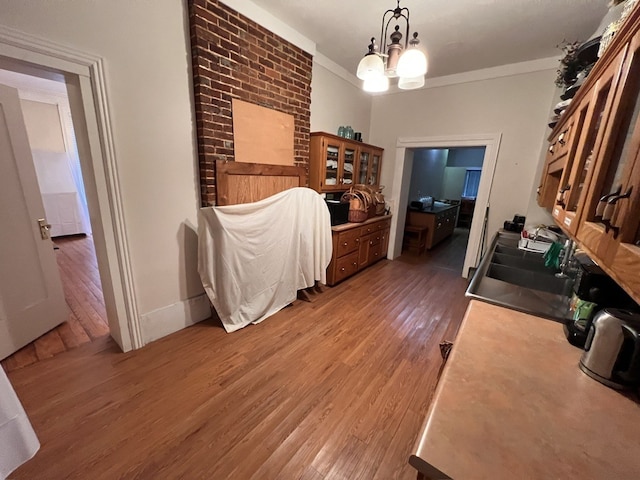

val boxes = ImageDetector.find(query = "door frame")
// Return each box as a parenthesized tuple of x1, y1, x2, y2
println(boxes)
(0, 25, 141, 351)
(388, 133, 502, 277)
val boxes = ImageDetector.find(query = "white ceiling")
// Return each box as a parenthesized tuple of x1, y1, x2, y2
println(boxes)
(254, 0, 610, 78)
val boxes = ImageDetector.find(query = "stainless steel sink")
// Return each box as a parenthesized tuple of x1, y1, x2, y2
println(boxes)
(485, 263, 573, 296)
(466, 231, 573, 322)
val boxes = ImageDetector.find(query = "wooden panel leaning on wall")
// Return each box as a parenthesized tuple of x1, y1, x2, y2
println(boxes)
(214, 160, 307, 206)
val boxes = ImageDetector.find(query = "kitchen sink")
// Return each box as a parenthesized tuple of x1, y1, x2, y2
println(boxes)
(485, 263, 573, 296)
(466, 231, 574, 322)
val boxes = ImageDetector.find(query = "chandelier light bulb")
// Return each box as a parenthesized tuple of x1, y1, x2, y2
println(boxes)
(398, 75, 425, 90)
(363, 75, 390, 93)
(357, 54, 385, 80)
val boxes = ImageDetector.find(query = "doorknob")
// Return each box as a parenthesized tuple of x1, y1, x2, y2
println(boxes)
(38, 218, 52, 240)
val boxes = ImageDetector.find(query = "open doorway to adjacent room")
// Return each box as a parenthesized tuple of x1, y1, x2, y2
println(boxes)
(387, 134, 501, 278)
(401, 147, 485, 271)
(0, 68, 109, 373)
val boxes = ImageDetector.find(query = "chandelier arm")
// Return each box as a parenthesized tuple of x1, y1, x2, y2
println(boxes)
(379, 7, 396, 52)
(401, 7, 410, 49)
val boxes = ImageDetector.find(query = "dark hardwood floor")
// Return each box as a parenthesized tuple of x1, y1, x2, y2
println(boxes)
(1, 235, 109, 373)
(7, 236, 470, 479)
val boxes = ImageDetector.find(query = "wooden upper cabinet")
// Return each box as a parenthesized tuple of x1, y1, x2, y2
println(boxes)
(310, 132, 383, 193)
(538, 114, 580, 209)
(552, 47, 627, 236)
(577, 27, 640, 301)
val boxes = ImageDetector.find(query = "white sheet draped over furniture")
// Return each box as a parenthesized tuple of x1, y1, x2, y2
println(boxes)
(0, 368, 39, 480)
(198, 187, 332, 333)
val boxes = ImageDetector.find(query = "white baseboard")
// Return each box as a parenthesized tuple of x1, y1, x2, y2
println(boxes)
(139, 293, 212, 345)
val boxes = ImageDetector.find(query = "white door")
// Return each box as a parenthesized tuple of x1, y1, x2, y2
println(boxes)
(0, 84, 68, 360)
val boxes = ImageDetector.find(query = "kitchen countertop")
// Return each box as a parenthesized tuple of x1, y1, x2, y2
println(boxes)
(409, 300, 640, 479)
(408, 203, 458, 215)
(331, 214, 391, 232)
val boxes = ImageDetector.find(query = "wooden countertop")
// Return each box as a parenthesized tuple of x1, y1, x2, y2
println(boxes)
(410, 300, 640, 479)
(331, 214, 391, 233)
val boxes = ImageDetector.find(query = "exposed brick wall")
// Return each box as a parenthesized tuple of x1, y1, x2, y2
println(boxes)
(189, 0, 313, 206)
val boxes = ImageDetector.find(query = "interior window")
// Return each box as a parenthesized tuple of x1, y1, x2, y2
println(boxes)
(462, 169, 481, 198)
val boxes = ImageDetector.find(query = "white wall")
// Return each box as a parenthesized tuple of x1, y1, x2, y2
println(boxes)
(442, 167, 468, 200)
(408, 148, 448, 200)
(310, 61, 372, 141)
(21, 100, 65, 152)
(0, 0, 206, 343)
(370, 68, 557, 241)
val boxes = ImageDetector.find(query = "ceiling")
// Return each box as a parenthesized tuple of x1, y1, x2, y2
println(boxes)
(254, 0, 610, 79)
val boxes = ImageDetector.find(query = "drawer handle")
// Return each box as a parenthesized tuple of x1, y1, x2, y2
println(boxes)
(374, 252, 378, 257)
(340, 267, 345, 272)
(603, 186, 633, 238)
(356, 238, 360, 243)
(352, 262, 357, 266)
(343, 242, 348, 246)
(595, 184, 621, 217)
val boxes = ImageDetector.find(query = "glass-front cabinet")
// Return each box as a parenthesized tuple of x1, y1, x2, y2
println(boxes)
(552, 47, 626, 236)
(358, 149, 370, 184)
(538, 5, 640, 305)
(357, 145, 384, 186)
(310, 132, 384, 192)
(577, 30, 640, 296)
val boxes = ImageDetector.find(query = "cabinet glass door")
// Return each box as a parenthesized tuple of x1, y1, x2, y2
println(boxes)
(370, 152, 381, 185)
(358, 149, 369, 184)
(343, 146, 356, 187)
(562, 48, 626, 234)
(579, 34, 640, 263)
(324, 141, 340, 189)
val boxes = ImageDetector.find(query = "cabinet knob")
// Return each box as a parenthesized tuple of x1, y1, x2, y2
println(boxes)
(340, 267, 345, 272)
(352, 262, 357, 266)
(356, 238, 360, 243)
(343, 242, 348, 246)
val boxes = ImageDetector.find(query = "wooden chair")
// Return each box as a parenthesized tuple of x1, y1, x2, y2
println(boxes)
(404, 211, 428, 255)
(457, 198, 475, 228)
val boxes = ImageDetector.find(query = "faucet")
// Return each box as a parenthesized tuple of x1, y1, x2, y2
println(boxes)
(555, 239, 577, 279)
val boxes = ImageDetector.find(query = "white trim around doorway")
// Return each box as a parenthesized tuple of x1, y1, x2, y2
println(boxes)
(388, 133, 502, 278)
(0, 25, 142, 351)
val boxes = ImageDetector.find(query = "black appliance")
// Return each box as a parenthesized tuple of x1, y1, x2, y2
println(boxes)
(325, 200, 349, 226)
(564, 252, 638, 348)
(503, 214, 525, 233)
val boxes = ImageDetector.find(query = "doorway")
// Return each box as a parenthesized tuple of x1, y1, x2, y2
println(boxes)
(387, 134, 502, 278)
(0, 25, 140, 353)
(0, 69, 109, 372)
(401, 146, 485, 269)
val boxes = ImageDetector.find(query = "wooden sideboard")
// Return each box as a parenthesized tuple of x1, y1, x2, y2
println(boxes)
(327, 216, 391, 286)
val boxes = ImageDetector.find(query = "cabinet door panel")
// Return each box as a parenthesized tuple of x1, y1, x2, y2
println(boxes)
(560, 48, 627, 235)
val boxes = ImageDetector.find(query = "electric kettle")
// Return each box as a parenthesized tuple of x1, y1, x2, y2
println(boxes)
(579, 308, 640, 389)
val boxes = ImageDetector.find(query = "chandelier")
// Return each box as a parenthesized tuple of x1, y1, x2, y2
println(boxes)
(356, 0, 428, 93)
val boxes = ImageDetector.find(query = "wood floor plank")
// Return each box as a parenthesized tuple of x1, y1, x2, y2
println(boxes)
(8, 232, 471, 479)
(33, 329, 66, 360)
(2, 234, 108, 372)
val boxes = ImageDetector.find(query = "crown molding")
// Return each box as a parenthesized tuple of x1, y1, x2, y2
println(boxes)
(218, 0, 316, 55)
(313, 54, 559, 94)
(313, 52, 361, 88)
